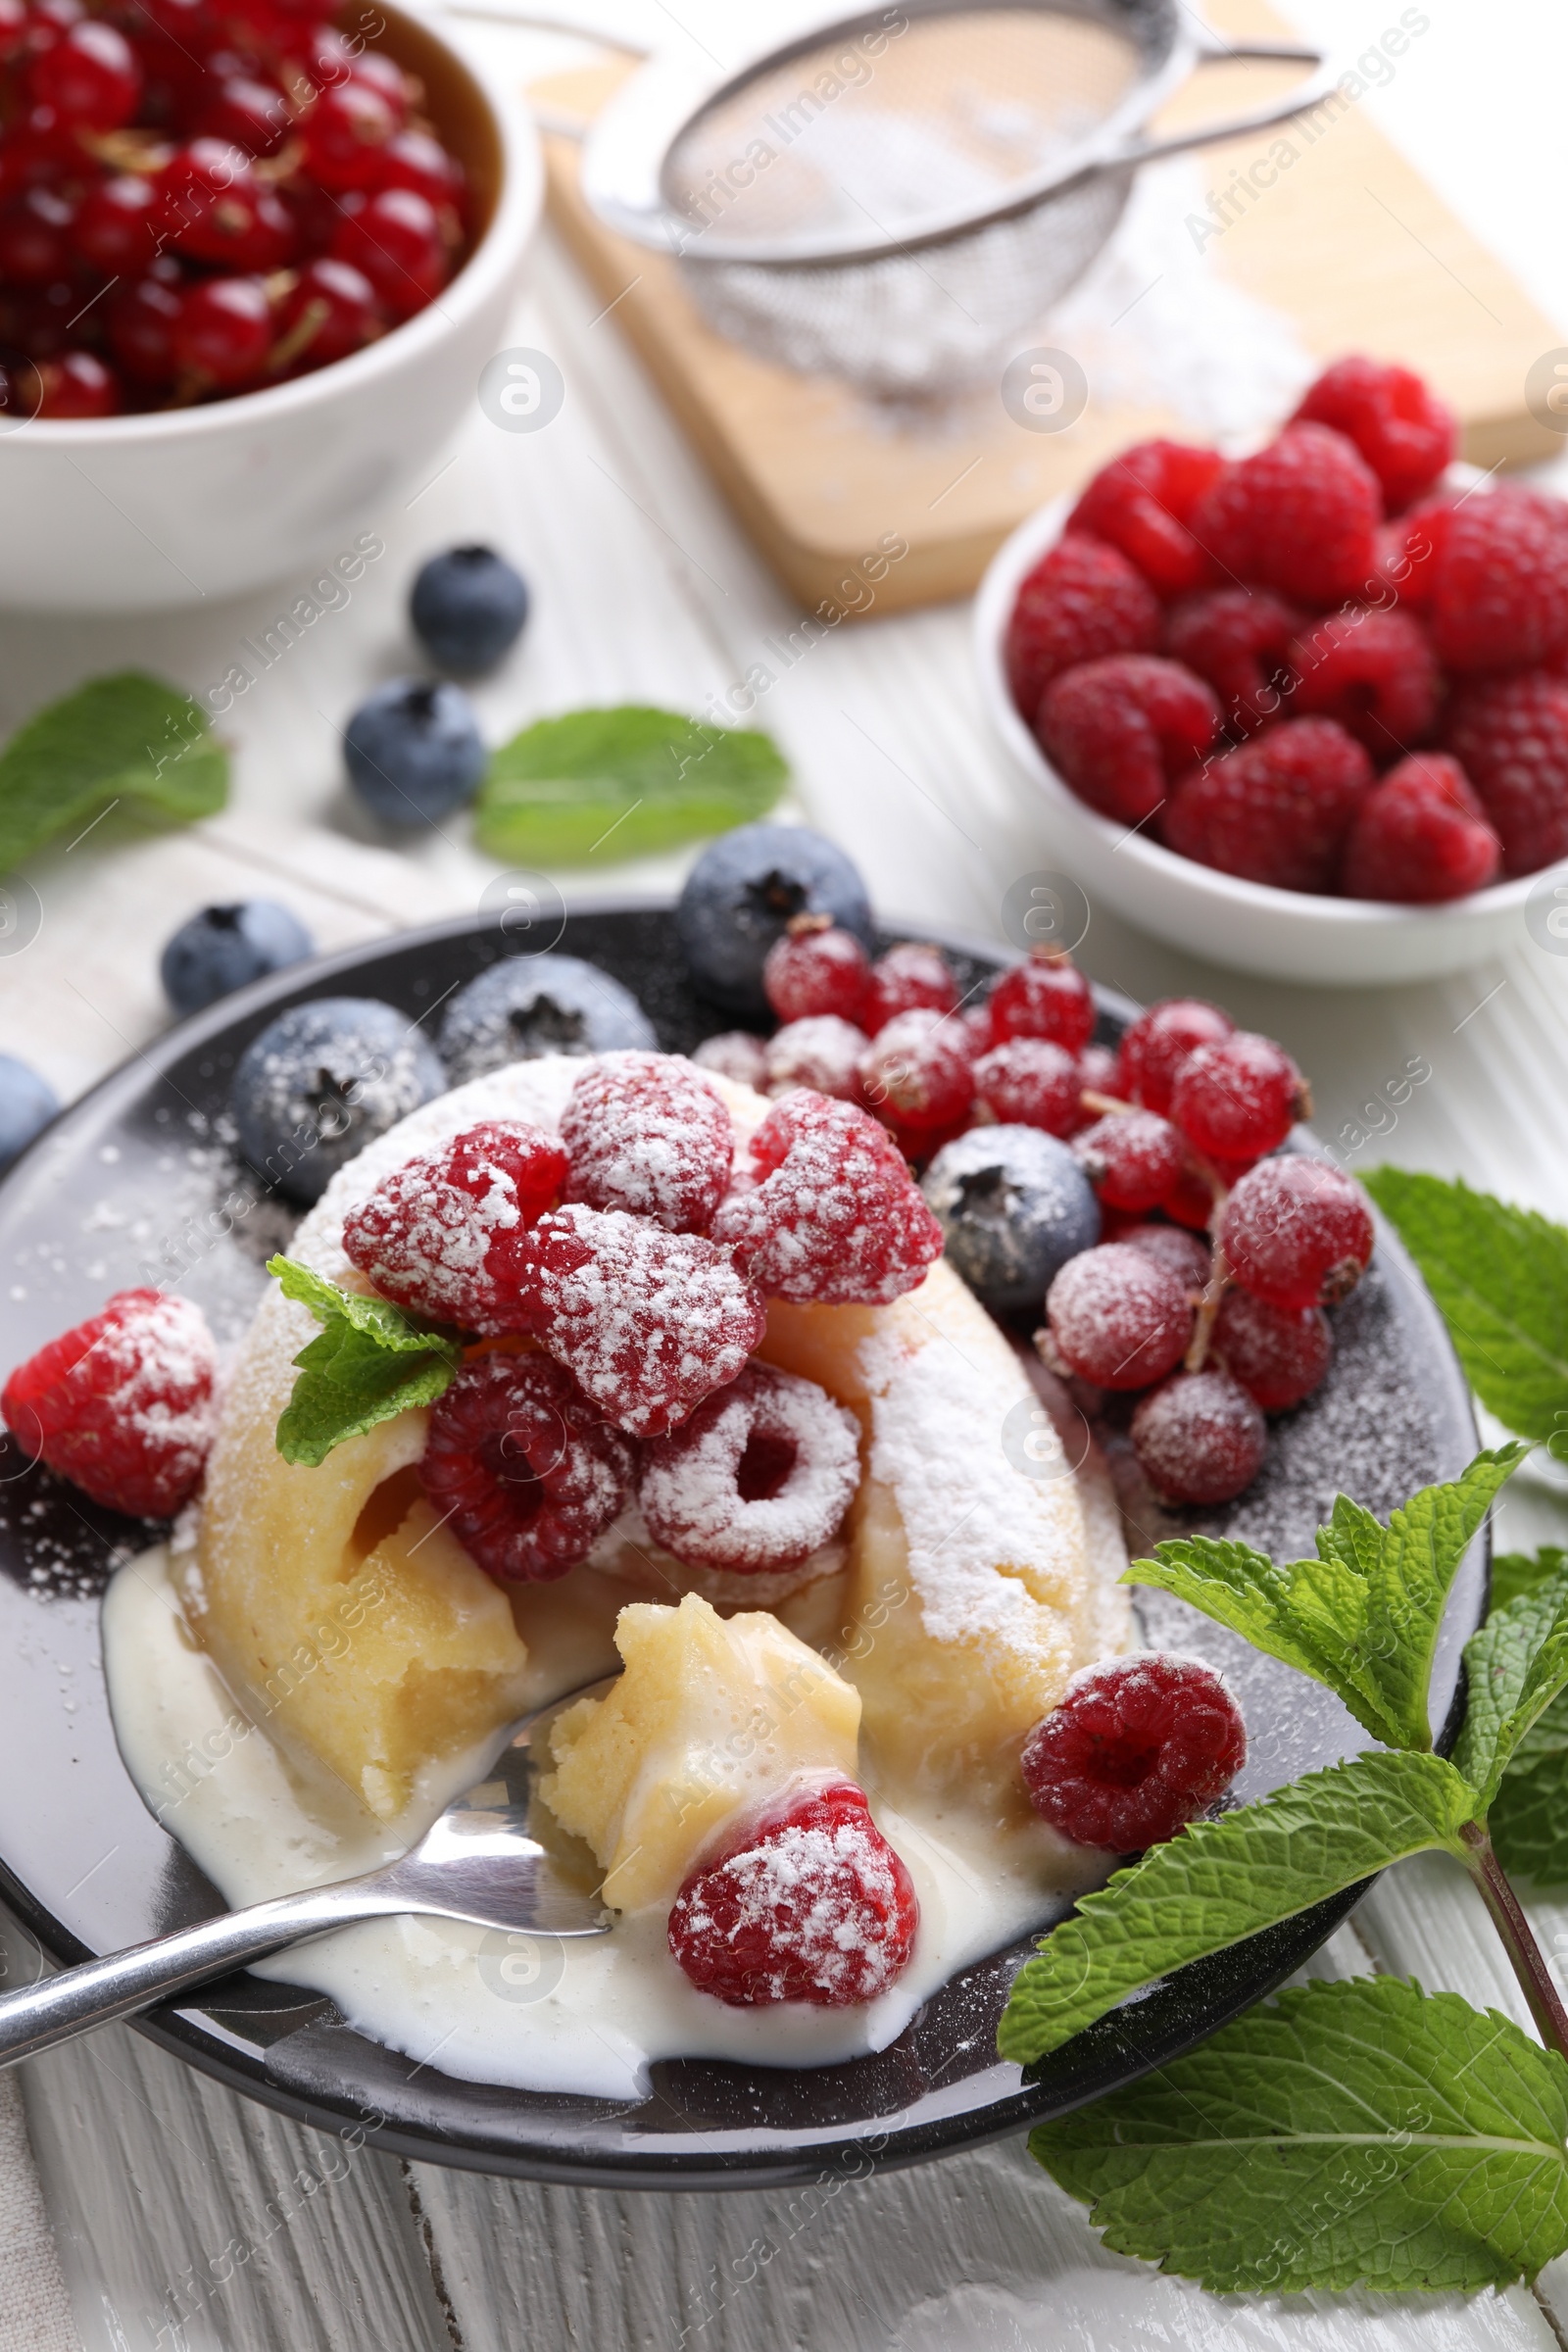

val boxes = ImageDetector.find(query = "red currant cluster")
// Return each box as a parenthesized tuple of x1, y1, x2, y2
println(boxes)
(0, 0, 466, 416)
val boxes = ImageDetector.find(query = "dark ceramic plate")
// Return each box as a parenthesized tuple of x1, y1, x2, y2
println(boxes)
(0, 902, 1481, 2188)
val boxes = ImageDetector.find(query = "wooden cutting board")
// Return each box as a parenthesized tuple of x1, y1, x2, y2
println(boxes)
(530, 0, 1563, 619)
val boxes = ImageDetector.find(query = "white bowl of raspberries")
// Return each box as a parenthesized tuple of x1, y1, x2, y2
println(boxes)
(974, 355, 1568, 986)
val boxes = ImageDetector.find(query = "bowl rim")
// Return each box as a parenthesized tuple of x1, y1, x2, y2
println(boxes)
(0, 0, 541, 450)
(972, 477, 1568, 935)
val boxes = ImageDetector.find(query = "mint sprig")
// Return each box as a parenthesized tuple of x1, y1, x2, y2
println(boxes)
(474, 706, 787, 866)
(268, 1256, 461, 1468)
(1455, 1559, 1568, 1809)
(0, 670, 227, 870)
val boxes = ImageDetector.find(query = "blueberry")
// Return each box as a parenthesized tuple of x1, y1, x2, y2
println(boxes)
(676, 822, 872, 1018)
(161, 900, 315, 1017)
(233, 997, 445, 1204)
(440, 954, 656, 1086)
(344, 678, 486, 828)
(411, 545, 529, 677)
(921, 1126, 1101, 1319)
(0, 1054, 58, 1172)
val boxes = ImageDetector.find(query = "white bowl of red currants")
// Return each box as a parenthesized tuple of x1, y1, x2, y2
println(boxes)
(0, 0, 541, 611)
(973, 356, 1568, 987)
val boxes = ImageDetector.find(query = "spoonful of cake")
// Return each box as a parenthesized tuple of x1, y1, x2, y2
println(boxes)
(0, 1679, 617, 2072)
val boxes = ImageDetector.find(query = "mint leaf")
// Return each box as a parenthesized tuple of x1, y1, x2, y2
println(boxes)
(0, 670, 227, 870)
(1495, 1547, 1568, 1614)
(1364, 1169, 1568, 1443)
(997, 1751, 1476, 2065)
(1492, 1757, 1568, 1886)
(1132, 1450, 1525, 1752)
(475, 707, 787, 866)
(268, 1255, 461, 1468)
(1029, 1976, 1568, 2292)
(1456, 1562, 1568, 1807)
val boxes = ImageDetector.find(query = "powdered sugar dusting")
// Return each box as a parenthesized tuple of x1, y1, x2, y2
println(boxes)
(561, 1053, 732, 1233)
(763, 1016, 868, 1102)
(638, 1363, 861, 1572)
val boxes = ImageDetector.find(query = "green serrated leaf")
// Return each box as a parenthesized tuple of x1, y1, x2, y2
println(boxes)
(1456, 1563, 1568, 1807)
(1491, 1752, 1568, 1886)
(997, 1750, 1477, 2066)
(474, 707, 788, 866)
(1494, 1548, 1568, 1614)
(1365, 1168, 1568, 1444)
(1029, 1976, 1568, 2292)
(1127, 1533, 1330, 1682)
(0, 670, 227, 870)
(267, 1254, 461, 1468)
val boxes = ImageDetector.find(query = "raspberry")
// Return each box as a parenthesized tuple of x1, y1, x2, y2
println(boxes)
(972, 1038, 1081, 1136)
(667, 1781, 918, 2006)
(1110, 1221, 1212, 1292)
(420, 1353, 633, 1584)
(761, 915, 869, 1024)
(1445, 672, 1568, 877)
(1066, 438, 1225, 595)
(858, 1007, 973, 1133)
(1170, 1032, 1305, 1162)
(1191, 423, 1382, 609)
(1163, 717, 1375, 893)
(1221, 1158, 1374, 1312)
(1164, 585, 1304, 737)
(514, 1204, 765, 1438)
(1035, 655, 1221, 825)
(862, 940, 956, 1034)
(693, 1032, 768, 1092)
(1021, 1655, 1247, 1850)
(560, 1053, 732, 1235)
(1292, 356, 1456, 513)
(763, 1015, 868, 1102)
(1343, 753, 1501, 902)
(1074, 1111, 1185, 1212)
(637, 1364, 861, 1573)
(1116, 998, 1233, 1116)
(1371, 497, 1450, 609)
(1289, 608, 1440, 759)
(710, 1092, 944, 1306)
(1003, 532, 1161, 722)
(2, 1288, 216, 1517)
(1045, 1244, 1191, 1390)
(1428, 487, 1568, 674)
(1212, 1286, 1332, 1412)
(1131, 1368, 1267, 1504)
(342, 1121, 566, 1332)
(987, 951, 1095, 1054)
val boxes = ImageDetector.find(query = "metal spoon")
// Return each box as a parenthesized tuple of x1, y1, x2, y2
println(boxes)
(0, 1678, 616, 2071)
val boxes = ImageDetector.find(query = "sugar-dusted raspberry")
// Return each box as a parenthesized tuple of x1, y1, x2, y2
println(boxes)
(762, 914, 870, 1025)
(1289, 608, 1440, 759)
(560, 1053, 732, 1235)
(1, 1288, 216, 1518)
(1221, 1158, 1374, 1312)
(862, 940, 957, 1035)
(1189, 423, 1382, 610)
(1163, 717, 1375, 893)
(667, 1780, 918, 2005)
(1212, 1286, 1332, 1412)
(1022, 1654, 1246, 1850)
(1110, 1221, 1212, 1293)
(1045, 1244, 1191, 1390)
(858, 1007, 974, 1134)
(1163, 585, 1304, 737)
(1035, 655, 1221, 825)
(987, 950, 1095, 1055)
(1343, 753, 1501, 903)
(1427, 487, 1568, 674)
(763, 1014, 868, 1102)
(342, 1120, 566, 1332)
(1116, 998, 1233, 1116)
(693, 1032, 768, 1092)
(1170, 1032, 1306, 1162)
(1132, 1367, 1267, 1504)
(1445, 672, 1568, 877)
(710, 1091, 944, 1306)
(1292, 356, 1456, 513)
(1067, 438, 1225, 595)
(420, 1352, 634, 1583)
(638, 1363, 860, 1573)
(1004, 532, 1162, 722)
(972, 1038, 1080, 1136)
(1074, 1110, 1185, 1213)
(514, 1204, 765, 1437)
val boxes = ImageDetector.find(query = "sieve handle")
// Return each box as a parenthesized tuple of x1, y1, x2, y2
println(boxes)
(1104, 34, 1341, 172)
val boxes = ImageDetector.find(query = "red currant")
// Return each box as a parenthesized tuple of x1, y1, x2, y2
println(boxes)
(330, 184, 447, 317)
(159, 139, 294, 269)
(987, 950, 1095, 1054)
(1220, 1157, 1374, 1312)
(1110, 1222, 1212, 1293)
(858, 1007, 973, 1133)
(1074, 1110, 1185, 1213)
(1131, 1368, 1266, 1504)
(1022, 1654, 1247, 1851)
(373, 125, 463, 212)
(1169, 1032, 1305, 1163)
(1212, 1286, 1332, 1412)
(762, 914, 869, 1024)
(171, 272, 272, 384)
(971, 1037, 1080, 1135)
(863, 940, 956, 1032)
(274, 256, 383, 366)
(0, 184, 74, 284)
(1159, 1160, 1219, 1233)
(300, 75, 398, 189)
(348, 49, 409, 114)
(72, 172, 158, 272)
(34, 348, 119, 416)
(107, 266, 183, 383)
(0, 0, 27, 62)
(1116, 998, 1234, 1115)
(198, 74, 291, 155)
(763, 1015, 867, 1102)
(28, 19, 142, 126)
(1045, 1244, 1192, 1390)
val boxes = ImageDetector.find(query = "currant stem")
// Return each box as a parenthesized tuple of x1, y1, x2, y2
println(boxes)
(1459, 1820, 1568, 2065)
(1185, 1243, 1232, 1375)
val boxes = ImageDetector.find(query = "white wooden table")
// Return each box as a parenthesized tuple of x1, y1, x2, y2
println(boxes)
(7, 2, 1568, 2342)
